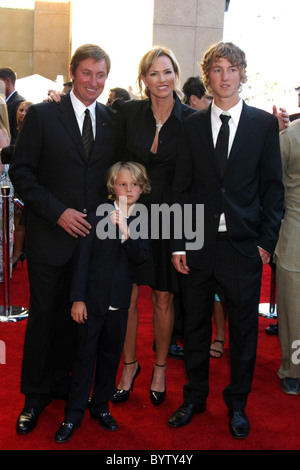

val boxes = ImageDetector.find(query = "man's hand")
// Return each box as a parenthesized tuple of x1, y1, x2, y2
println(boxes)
(258, 247, 271, 265)
(273, 105, 289, 131)
(172, 253, 190, 274)
(71, 301, 87, 323)
(57, 208, 91, 238)
(48, 90, 63, 103)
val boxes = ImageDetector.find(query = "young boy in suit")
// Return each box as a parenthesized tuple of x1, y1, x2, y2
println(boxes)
(54, 161, 150, 443)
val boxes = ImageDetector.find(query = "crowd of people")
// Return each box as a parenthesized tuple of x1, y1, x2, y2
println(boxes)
(0, 39, 298, 445)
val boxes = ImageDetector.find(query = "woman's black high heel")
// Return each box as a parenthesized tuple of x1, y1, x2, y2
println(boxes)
(111, 360, 141, 404)
(150, 362, 166, 406)
(13, 252, 25, 269)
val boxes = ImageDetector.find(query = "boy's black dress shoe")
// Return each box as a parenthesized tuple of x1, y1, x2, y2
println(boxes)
(229, 410, 249, 438)
(16, 407, 40, 434)
(90, 411, 118, 431)
(168, 402, 206, 427)
(54, 422, 77, 443)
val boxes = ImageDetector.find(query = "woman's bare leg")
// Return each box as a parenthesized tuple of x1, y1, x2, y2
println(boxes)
(151, 289, 174, 392)
(116, 284, 140, 390)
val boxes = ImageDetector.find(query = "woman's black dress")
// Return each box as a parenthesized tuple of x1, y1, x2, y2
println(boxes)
(114, 94, 195, 292)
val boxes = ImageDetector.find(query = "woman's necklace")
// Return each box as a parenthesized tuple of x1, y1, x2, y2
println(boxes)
(152, 99, 175, 133)
(156, 119, 163, 133)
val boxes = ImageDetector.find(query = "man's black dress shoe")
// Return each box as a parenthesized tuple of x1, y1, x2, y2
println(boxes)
(168, 402, 206, 428)
(90, 411, 118, 431)
(54, 422, 77, 443)
(168, 344, 184, 360)
(229, 410, 249, 439)
(16, 407, 40, 434)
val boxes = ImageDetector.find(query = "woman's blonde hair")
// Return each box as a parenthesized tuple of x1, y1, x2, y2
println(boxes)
(107, 161, 151, 199)
(16, 101, 34, 131)
(0, 96, 10, 140)
(137, 46, 182, 99)
(201, 42, 247, 93)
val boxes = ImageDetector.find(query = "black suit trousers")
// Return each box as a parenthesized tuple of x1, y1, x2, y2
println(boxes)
(179, 234, 262, 411)
(65, 308, 128, 426)
(22, 259, 76, 408)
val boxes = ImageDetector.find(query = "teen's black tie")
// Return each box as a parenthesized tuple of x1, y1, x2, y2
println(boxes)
(215, 114, 230, 177)
(82, 109, 94, 159)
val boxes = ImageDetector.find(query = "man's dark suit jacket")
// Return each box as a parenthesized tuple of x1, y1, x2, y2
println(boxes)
(7, 90, 25, 144)
(9, 93, 121, 266)
(172, 102, 284, 266)
(70, 208, 149, 316)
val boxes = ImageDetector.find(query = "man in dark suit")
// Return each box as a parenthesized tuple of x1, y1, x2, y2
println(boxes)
(168, 42, 284, 438)
(0, 67, 25, 144)
(9, 44, 121, 435)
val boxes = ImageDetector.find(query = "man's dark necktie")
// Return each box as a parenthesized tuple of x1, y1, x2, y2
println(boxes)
(82, 109, 94, 159)
(215, 114, 230, 177)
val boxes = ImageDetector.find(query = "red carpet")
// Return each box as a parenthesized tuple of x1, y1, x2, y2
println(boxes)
(0, 262, 299, 453)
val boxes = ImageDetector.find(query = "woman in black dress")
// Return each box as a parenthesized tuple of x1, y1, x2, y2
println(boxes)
(112, 46, 195, 405)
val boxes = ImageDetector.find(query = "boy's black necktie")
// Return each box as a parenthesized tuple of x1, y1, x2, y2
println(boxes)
(215, 114, 230, 177)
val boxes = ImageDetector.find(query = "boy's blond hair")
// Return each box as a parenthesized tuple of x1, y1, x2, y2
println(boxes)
(107, 161, 151, 199)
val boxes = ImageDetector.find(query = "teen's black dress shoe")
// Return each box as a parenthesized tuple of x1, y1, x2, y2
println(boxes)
(90, 411, 118, 431)
(16, 406, 40, 434)
(229, 410, 249, 438)
(168, 402, 206, 427)
(54, 422, 77, 443)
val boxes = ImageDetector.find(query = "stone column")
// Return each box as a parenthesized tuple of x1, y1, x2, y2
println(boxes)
(153, 0, 226, 83)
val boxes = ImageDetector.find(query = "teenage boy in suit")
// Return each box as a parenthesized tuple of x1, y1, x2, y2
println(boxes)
(10, 44, 121, 435)
(54, 161, 150, 443)
(168, 42, 284, 438)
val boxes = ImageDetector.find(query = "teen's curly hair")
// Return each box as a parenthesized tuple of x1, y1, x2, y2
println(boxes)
(201, 42, 247, 93)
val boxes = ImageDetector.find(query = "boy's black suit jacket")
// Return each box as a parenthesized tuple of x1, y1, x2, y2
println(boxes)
(70, 207, 149, 315)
